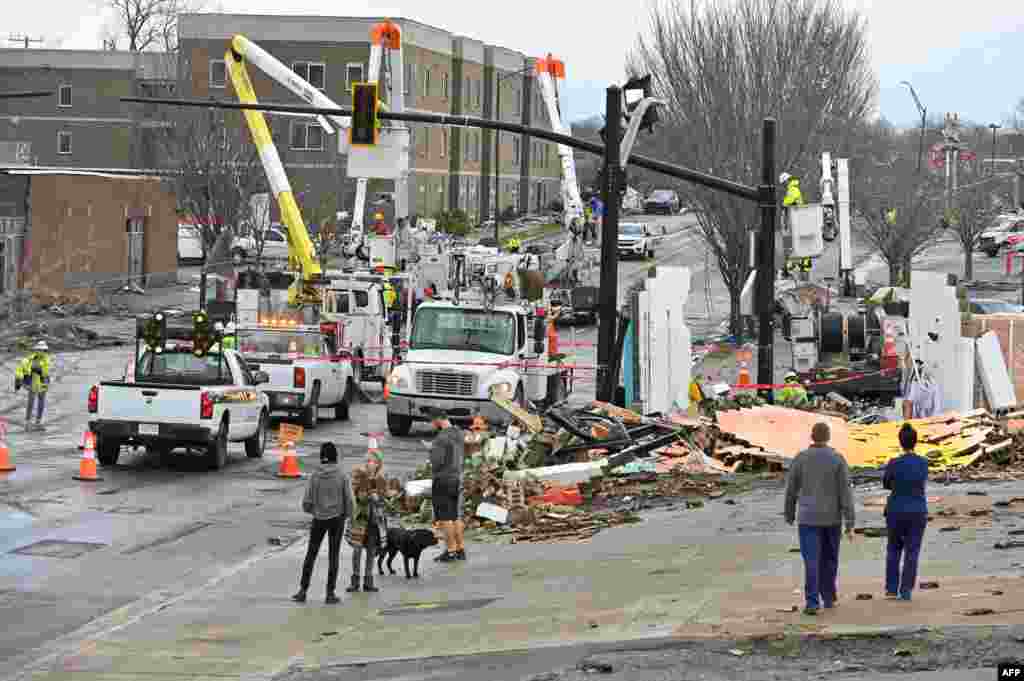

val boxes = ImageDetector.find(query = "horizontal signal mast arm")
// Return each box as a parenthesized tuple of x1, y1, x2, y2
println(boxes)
(121, 95, 760, 202)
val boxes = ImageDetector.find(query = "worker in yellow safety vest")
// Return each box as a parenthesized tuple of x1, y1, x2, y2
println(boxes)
(16, 341, 51, 430)
(383, 281, 397, 309)
(505, 236, 522, 253)
(780, 173, 805, 207)
(777, 371, 809, 407)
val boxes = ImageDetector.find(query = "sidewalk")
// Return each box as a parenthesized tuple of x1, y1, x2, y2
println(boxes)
(16, 491, 1024, 681)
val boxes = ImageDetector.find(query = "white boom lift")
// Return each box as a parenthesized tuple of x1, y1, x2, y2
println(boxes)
(226, 22, 409, 306)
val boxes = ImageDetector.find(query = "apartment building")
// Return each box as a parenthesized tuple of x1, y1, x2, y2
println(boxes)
(177, 13, 562, 224)
(0, 49, 174, 170)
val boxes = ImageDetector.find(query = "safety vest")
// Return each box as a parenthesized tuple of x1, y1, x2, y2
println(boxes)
(783, 178, 805, 207)
(16, 352, 51, 393)
(383, 284, 397, 309)
(778, 382, 808, 405)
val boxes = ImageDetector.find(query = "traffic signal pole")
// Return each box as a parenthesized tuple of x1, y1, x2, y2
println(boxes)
(597, 86, 623, 403)
(755, 119, 778, 398)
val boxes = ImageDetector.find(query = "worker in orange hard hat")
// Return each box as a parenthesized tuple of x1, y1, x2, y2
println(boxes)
(372, 212, 391, 236)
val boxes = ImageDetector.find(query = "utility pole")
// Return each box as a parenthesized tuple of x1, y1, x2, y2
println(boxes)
(900, 82, 927, 174)
(943, 113, 961, 212)
(755, 119, 778, 398)
(8, 35, 44, 48)
(596, 85, 622, 403)
(989, 123, 1001, 176)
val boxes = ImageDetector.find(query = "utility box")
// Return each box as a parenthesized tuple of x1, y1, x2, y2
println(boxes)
(792, 339, 819, 373)
(368, 234, 396, 270)
(789, 204, 825, 258)
(790, 316, 815, 340)
(346, 127, 410, 180)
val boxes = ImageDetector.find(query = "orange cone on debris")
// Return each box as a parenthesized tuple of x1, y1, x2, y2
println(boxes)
(276, 442, 301, 478)
(736, 362, 752, 387)
(73, 431, 103, 481)
(0, 421, 14, 472)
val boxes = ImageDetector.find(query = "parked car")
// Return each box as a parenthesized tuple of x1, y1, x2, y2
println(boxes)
(969, 298, 1024, 315)
(617, 222, 656, 259)
(177, 224, 205, 263)
(979, 214, 1024, 257)
(644, 190, 681, 215)
(232, 226, 307, 264)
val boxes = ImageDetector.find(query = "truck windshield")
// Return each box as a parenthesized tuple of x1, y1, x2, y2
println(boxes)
(410, 308, 516, 355)
(136, 350, 228, 384)
(237, 330, 323, 357)
(620, 224, 643, 236)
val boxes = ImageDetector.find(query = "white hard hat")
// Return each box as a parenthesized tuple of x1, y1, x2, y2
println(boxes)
(779, 172, 792, 184)
(785, 370, 798, 380)
(33, 341, 48, 351)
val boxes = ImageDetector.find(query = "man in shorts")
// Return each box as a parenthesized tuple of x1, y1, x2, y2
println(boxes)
(426, 407, 466, 562)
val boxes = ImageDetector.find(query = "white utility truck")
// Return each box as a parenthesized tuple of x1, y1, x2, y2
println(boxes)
(384, 254, 571, 436)
(320, 274, 395, 383)
(235, 321, 354, 428)
(88, 312, 271, 471)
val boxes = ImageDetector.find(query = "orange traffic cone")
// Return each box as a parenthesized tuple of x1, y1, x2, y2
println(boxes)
(77, 428, 90, 451)
(276, 442, 301, 478)
(737, 362, 752, 387)
(73, 431, 103, 481)
(0, 422, 14, 472)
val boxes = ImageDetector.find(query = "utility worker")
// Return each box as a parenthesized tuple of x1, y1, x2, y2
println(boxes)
(221, 322, 237, 351)
(16, 341, 51, 431)
(778, 371, 810, 407)
(505, 236, 522, 253)
(383, 281, 397, 310)
(372, 212, 390, 236)
(780, 173, 805, 208)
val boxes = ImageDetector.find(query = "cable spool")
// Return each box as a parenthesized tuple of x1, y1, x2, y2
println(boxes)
(819, 312, 844, 354)
(847, 313, 867, 352)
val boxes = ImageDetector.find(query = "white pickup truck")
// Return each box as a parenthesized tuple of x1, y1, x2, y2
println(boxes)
(236, 324, 354, 428)
(88, 348, 271, 470)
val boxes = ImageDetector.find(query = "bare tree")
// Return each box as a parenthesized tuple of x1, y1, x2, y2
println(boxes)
(299, 190, 343, 267)
(946, 180, 998, 280)
(97, 0, 208, 52)
(855, 158, 944, 285)
(629, 0, 876, 336)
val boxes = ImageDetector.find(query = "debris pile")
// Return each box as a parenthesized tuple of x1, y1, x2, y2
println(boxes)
(0, 320, 126, 353)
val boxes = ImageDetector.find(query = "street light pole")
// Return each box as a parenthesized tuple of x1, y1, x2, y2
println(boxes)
(989, 123, 1001, 176)
(900, 81, 927, 174)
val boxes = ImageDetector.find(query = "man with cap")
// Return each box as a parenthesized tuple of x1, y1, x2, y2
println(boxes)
(16, 341, 52, 431)
(371, 212, 391, 236)
(425, 407, 466, 562)
(294, 442, 353, 604)
(778, 371, 810, 407)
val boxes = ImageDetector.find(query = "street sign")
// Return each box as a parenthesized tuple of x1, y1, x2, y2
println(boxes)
(278, 423, 303, 446)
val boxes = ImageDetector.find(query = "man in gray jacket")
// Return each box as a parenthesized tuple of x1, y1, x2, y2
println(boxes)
(426, 407, 466, 562)
(784, 422, 856, 614)
(293, 443, 353, 604)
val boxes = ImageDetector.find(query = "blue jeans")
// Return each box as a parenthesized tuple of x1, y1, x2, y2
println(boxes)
(885, 512, 927, 597)
(798, 525, 841, 608)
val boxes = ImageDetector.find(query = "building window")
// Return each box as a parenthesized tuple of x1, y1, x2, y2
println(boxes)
(346, 63, 364, 92)
(209, 59, 226, 88)
(292, 61, 326, 90)
(441, 72, 449, 98)
(290, 121, 324, 151)
(420, 126, 430, 157)
(422, 68, 430, 97)
(464, 77, 470, 106)
(58, 84, 72, 108)
(513, 86, 521, 117)
(512, 137, 520, 164)
(441, 128, 448, 157)
(57, 131, 72, 155)
(477, 131, 482, 161)
(404, 63, 413, 96)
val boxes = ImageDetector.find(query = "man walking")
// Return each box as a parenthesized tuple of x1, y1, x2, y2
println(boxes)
(16, 341, 51, 431)
(426, 407, 466, 562)
(784, 422, 855, 614)
(293, 443, 352, 604)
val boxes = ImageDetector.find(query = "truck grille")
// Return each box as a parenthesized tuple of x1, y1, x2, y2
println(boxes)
(416, 370, 476, 397)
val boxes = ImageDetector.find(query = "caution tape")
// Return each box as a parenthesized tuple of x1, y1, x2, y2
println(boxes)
(729, 367, 900, 390)
(330, 355, 603, 371)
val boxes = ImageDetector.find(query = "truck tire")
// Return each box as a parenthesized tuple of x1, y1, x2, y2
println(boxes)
(96, 435, 121, 467)
(335, 381, 352, 421)
(206, 421, 228, 471)
(302, 384, 320, 429)
(245, 410, 267, 458)
(387, 411, 412, 437)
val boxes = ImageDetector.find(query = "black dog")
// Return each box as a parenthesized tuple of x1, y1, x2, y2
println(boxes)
(378, 527, 439, 579)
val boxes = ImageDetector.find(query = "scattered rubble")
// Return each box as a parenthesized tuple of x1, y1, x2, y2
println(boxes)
(0, 319, 126, 353)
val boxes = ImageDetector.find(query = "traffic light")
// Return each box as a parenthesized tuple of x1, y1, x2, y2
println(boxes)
(192, 311, 213, 357)
(623, 74, 659, 134)
(350, 82, 379, 147)
(141, 312, 166, 353)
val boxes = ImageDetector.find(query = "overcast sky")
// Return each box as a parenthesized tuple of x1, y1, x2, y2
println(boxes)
(10, 0, 1024, 134)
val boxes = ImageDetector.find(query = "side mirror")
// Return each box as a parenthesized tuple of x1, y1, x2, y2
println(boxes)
(253, 370, 270, 385)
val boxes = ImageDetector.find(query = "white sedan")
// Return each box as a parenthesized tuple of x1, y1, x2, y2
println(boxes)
(232, 226, 314, 264)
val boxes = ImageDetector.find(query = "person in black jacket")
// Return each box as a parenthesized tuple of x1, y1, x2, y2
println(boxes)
(292, 443, 352, 604)
(426, 407, 465, 562)
(883, 423, 929, 601)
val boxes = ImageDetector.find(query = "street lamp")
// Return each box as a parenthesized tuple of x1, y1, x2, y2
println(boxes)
(493, 64, 533, 247)
(989, 123, 1001, 175)
(900, 81, 927, 174)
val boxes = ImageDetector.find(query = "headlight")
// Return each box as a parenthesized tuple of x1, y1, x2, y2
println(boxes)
(489, 382, 513, 398)
(388, 368, 409, 389)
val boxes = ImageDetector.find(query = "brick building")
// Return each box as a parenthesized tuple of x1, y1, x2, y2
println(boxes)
(176, 13, 563, 223)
